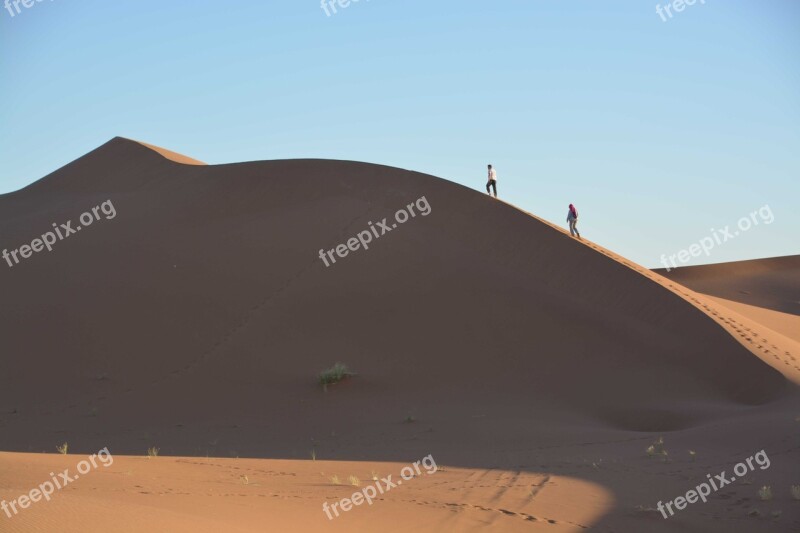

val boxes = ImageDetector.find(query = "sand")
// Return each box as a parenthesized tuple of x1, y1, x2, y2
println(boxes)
(655, 255, 800, 315)
(0, 138, 798, 532)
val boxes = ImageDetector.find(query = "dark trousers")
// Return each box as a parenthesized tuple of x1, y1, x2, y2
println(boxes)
(486, 180, 497, 196)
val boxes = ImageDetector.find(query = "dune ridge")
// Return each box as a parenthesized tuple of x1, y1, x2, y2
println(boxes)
(655, 255, 800, 315)
(1, 138, 797, 532)
(136, 139, 206, 165)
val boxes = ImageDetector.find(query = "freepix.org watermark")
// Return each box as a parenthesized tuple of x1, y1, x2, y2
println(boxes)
(656, 449, 770, 519)
(3, 200, 117, 268)
(1, 447, 114, 519)
(320, 0, 370, 17)
(659, 204, 774, 272)
(318, 196, 431, 268)
(323, 455, 438, 520)
(656, 0, 705, 22)
(4, 0, 55, 19)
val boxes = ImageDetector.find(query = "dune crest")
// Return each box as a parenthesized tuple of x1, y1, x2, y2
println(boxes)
(1, 139, 797, 533)
(655, 255, 800, 315)
(131, 138, 206, 165)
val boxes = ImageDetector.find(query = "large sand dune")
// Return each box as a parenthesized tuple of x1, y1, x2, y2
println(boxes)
(1, 138, 798, 532)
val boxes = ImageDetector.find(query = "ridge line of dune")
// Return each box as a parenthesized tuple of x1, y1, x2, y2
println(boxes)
(124, 138, 207, 165)
(497, 198, 799, 382)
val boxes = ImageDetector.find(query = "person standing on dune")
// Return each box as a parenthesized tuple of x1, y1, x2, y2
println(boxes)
(567, 203, 581, 239)
(486, 164, 498, 197)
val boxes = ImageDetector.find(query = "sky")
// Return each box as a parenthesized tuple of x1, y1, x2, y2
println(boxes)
(1, 0, 798, 268)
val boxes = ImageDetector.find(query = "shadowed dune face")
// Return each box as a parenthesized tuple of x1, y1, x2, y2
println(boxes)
(0, 138, 787, 458)
(655, 255, 800, 316)
(2, 139, 800, 533)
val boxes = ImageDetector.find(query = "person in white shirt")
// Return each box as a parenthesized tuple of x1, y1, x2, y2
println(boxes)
(486, 164, 497, 197)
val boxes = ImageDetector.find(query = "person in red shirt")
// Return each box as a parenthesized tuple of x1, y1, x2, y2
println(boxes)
(567, 204, 581, 239)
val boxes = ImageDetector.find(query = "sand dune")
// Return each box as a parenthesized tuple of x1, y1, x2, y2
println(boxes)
(655, 255, 800, 315)
(652, 256, 800, 384)
(1, 138, 798, 532)
(705, 296, 800, 344)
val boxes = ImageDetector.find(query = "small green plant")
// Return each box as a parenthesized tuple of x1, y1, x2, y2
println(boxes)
(147, 446, 160, 458)
(404, 415, 417, 423)
(791, 485, 800, 500)
(318, 363, 354, 386)
(56, 442, 68, 455)
(771, 510, 782, 520)
(646, 437, 668, 461)
(348, 475, 360, 487)
(758, 486, 773, 501)
(330, 475, 341, 485)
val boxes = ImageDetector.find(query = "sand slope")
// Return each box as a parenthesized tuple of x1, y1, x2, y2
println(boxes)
(0, 453, 612, 532)
(1, 138, 798, 532)
(705, 296, 800, 344)
(655, 255, 800, 315)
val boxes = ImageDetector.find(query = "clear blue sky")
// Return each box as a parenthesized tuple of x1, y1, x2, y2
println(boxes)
(2, 0, 798, 268)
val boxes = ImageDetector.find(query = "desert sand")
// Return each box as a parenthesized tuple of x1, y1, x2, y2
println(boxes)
(0, 138, 798, 532)
(655, 255, 800, 315)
